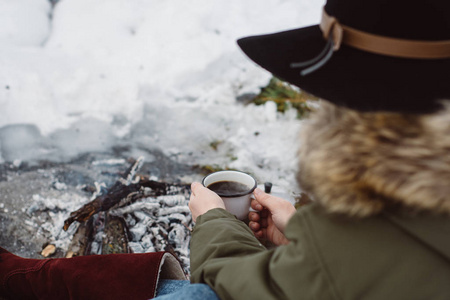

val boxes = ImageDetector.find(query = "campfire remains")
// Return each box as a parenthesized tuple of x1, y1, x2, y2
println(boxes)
(63, 157, 193, 275)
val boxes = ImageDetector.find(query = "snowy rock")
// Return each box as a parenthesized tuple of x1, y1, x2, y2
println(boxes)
(0, 124, 43, 162)
(49, 118, 117, 158)
(0, 0, 51, 47)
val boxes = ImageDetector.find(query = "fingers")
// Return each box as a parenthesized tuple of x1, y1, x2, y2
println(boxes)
(248, 211, 268, 229)
(190, 182, 203, 196)
(250, 199, 263, 211)
(260, 209, 269, 218)
(253, 229, 264, 239)
(249, 221, 264, 239)
(189, 181, 225, 222)
(249, 221, 260, 231)
(256, 215, 268, 228)
(248, 211, 260, 222)
(249, 210, 266, 238)
(249, 210, 270, 225)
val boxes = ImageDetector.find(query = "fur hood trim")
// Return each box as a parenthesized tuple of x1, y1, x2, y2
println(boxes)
(297, 101, 450, 217)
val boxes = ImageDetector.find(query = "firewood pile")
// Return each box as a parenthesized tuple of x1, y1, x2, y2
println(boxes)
(63, 157, 193, 275)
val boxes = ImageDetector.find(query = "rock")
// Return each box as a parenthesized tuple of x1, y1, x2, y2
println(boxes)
(41, 244, 56, 257)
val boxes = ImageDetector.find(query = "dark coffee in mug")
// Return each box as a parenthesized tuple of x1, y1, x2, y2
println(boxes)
(207, 180, 249, 196)
(202, 171, 257, 220)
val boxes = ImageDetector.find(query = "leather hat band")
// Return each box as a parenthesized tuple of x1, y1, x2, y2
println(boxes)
(320, 8, 450, 59)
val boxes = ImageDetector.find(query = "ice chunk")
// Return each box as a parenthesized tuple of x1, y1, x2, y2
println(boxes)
(0, 124, 44, 162)
(49, 118, 117, 158)
(0, 0, 51, 47)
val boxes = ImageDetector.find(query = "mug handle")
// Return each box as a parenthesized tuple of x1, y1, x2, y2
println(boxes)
(248, 182, 272, 213)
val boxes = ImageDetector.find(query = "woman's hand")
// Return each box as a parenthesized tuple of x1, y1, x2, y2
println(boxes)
(248, 188, 296, 246)
(189, 182, 226, 222)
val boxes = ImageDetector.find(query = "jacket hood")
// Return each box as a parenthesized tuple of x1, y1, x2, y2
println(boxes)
(297, 101, 450, 217)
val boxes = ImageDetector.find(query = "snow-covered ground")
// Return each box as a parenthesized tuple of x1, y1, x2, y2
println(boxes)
(0, 0, 325, 192)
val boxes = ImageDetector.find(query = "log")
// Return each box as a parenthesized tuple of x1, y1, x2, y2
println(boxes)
(64, 177, 188, 231)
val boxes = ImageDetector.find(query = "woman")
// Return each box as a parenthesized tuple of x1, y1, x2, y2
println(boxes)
(188, 0, 450, 299)
(2, 0, 450, 299)
(189, 102, 450, 299)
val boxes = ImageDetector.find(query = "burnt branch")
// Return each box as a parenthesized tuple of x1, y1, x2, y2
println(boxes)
(63, 159, 188, 231)
(63, 177, 189, 231)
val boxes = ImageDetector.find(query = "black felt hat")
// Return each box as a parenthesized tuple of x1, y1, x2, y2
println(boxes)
(237, 0, 450, 114)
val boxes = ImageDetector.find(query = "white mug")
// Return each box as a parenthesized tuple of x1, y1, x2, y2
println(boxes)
(202, 170, 257, 220)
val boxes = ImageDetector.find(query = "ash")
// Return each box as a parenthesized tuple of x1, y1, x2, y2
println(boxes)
(110, 186, 193, 274)
(0, 151, 203, 277)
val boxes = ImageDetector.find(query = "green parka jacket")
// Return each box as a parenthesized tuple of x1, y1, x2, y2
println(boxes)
(190, 203, 450, 300)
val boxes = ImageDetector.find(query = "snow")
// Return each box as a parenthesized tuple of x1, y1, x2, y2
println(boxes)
(0, 0, 326, 193)
(0, 0, 51, 47)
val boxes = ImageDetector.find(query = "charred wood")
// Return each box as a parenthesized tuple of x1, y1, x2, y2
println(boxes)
(63, 178, 189, 231)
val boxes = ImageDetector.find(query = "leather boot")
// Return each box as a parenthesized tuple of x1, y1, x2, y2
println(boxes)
(0, 247, 186, 300)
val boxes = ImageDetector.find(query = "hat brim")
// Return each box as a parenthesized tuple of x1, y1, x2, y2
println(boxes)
(238, 25, 450, 113)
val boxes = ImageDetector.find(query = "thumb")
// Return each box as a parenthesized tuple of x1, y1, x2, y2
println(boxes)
(253, 188, 280, 211)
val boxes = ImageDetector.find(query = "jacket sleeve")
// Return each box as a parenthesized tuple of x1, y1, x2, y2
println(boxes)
(189, 208, 340, 300)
